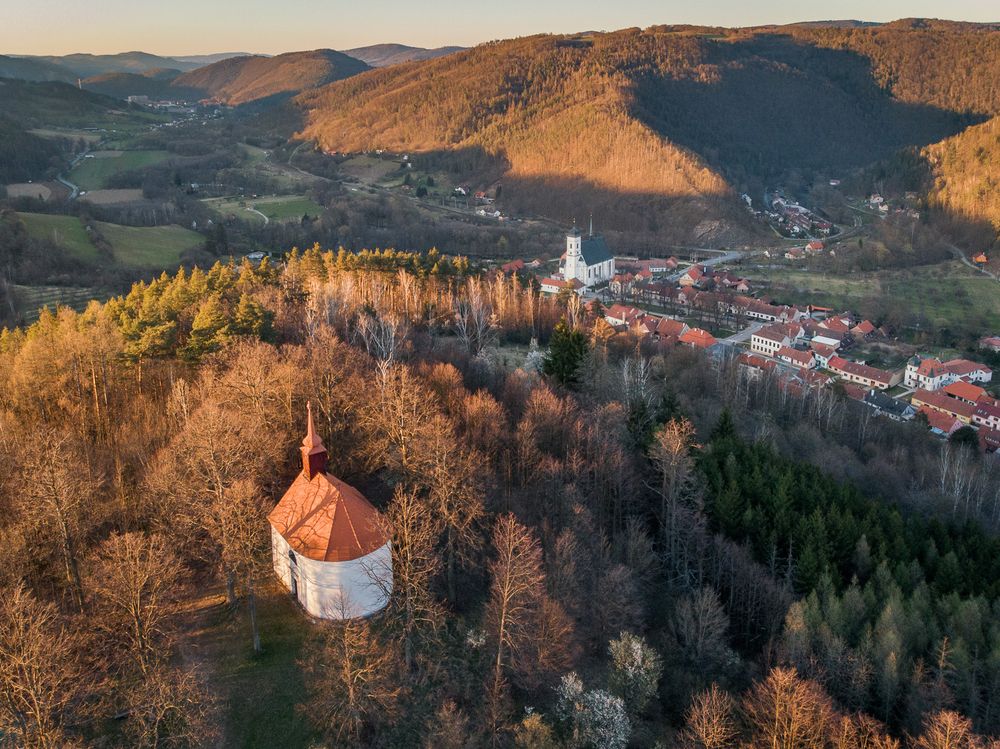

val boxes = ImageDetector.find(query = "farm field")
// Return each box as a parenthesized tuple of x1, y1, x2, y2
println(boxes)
(80, 188, 146, 205)
(751, 261, 1000, 331)
(94, 221, 202, 267)
(5, 182, 52, 200)
(11, 284, 103, 322)
(17, 212, 103, 262)
(71, 149, 172, 190)
(27, 128, 104, 145)
(17, 212, 202, 268)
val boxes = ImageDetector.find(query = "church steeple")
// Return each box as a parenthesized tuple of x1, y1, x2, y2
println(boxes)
(301, 402, 328, 480)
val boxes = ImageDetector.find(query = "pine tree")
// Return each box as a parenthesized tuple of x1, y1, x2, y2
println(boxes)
(542, 319, 588, 388)
(181, 294, 229, 361)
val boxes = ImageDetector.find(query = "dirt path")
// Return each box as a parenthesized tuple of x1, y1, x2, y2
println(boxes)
(173, 587, 232, 745)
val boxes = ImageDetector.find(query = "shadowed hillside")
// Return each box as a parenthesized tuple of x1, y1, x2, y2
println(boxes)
(296, 26, 993, 243)
(174, 49, 370, 105)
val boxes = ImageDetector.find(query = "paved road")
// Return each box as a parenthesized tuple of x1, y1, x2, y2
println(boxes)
(721, 321, 764, 346)
(947, 243, 998, 281)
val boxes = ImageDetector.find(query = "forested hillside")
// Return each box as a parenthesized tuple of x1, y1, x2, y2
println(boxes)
(921, 116, 1000, 251)
(173, 49, 371, 105)
(3, 248, 1000, 747)
(296, 25, 999, 243)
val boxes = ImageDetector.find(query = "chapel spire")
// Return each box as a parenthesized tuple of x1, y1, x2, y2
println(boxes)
(301, 402, 328, 479)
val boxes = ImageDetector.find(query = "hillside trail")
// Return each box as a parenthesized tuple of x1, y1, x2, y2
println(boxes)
(947, 243, 998, 281)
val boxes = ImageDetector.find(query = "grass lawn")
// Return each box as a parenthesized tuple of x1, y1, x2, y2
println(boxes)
(753, 261, 1000, 332)
(71, 150, 172, 190)
(17, 212, 102, 262)
(179, 585, 319, 749)
(251, 195, 324, 222)
(95, 221, 202, 267)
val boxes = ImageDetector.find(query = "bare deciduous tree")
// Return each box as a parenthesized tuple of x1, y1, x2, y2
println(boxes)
(0, 584, 82, 749)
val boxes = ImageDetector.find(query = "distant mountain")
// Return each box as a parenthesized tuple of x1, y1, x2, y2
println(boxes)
(16, 51, 204, 78)
(171, 53, 261, 66)
(173, 49, 370, 105)
(783, 20, 883, 29)
(297, 24, 1000, 245)
(344, 44, 465, 67)
(0, 55, 74, 83)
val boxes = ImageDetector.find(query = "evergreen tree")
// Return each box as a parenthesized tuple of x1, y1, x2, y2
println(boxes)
(181, 295, 229, 360)
(542, 320, 588, 388)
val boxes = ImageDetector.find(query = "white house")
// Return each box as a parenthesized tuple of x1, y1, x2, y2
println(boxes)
(559, 226, 614, 287)
(268, 405, 392, 620)
(905, 356, 994, 390)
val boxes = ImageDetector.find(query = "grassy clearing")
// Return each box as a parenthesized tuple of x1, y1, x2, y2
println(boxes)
(17, 212, 101, 262)
(251, 195, 323, 221)
(201, 197, 268, 224)
(94, 221, 202, 267)
(71, 150, 172, 190)
(752, 261, 1000, 331)
(180, 585, 318, 749)
(339, 154, 401, 184)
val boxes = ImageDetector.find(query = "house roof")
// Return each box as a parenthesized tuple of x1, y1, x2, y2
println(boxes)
(911, 389, 977, 420)
(541, 277, 584, 290)
(679, 328, 717, 349)
(942, 380, 988, 403)
(911, 357, 946, 377)
(655, 317, 687, 338)
(580, 235, 614, 266)
(975, 399, 1000, 421)
(864, 389, 912, 417)
(777, 346, 814, 366)
(269, 469, 388, 563)
(943, 359, 990, 377)
(920, 407, 963, 434)
(828, 356, 896, 386)
(980, 427, 1000, 452)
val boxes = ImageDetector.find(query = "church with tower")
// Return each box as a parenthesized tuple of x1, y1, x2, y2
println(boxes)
(558, 221, 615, 287)
(268, 404, 393, 620)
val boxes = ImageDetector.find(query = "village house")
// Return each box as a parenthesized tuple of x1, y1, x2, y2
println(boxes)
(920, 407, 965, 437)
(942, 380, 989, 406)
(679, 328, 718, 350)
(777, 346, 816, 369)
(500, 258, 525, 275)
(738, 352, 777, 381)
(910, 389, 977, 425)
(905, 356, 993, 390)
(810, 343, 838, 369)
(268, 405, 393, 620)
(973, 399, 1000, 431)
(540, 277, 585, 295)
(678, 264, 705, 287)
(559, 225, 615, 287)
(828, 356, 902, 390)
(980, 427, 1000, 455)
(604, 303, 646, 328)
(751, 326, 790, 358)
(980, 336, 1000, 353)
(864, 389, 916, 421)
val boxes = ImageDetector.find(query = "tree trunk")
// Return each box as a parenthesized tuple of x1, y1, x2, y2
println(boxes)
(225, 569, 237, 607)
(248, 579, 261, 654)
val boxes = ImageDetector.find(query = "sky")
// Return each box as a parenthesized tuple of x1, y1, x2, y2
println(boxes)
(2, 0, 998, 56)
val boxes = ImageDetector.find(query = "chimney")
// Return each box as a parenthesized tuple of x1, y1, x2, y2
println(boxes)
(301, 402, 328, 479)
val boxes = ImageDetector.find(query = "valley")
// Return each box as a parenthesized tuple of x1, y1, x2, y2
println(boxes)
(4, 11, 1000, 749)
